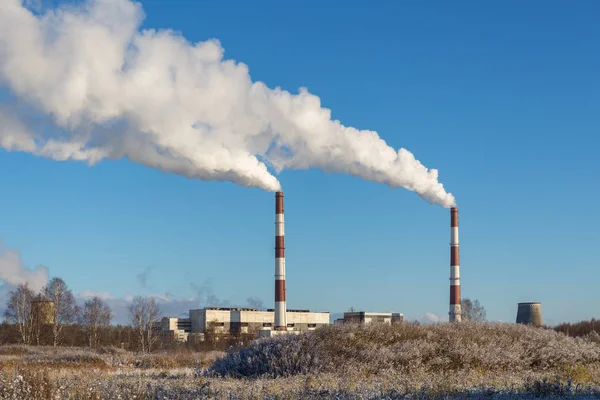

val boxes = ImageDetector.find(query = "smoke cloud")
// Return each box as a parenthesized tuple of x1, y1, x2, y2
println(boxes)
(245, 296, 264, 310)
(0, 0, 456, 207)
(190, 280, 230, 308)
(136, 266, 153, 289)
(0, 242, 49, 292)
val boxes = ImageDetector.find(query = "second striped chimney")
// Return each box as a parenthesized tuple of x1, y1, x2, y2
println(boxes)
(449, 207, 462, 322)
(274, 191, 287, 330)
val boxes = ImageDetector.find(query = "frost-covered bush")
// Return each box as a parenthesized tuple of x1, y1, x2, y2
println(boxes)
(0, 326, 599, 399)
(585, 331, 600, 344)
(210, 322, 600, 378)
(0, 345, 34, 356)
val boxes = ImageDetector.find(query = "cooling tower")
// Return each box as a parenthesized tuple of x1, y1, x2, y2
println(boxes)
(449, 207, 462, 322)
(31, 300, 55, 325)
(516, 302, 543, 327)
(274, 191, 287, 330)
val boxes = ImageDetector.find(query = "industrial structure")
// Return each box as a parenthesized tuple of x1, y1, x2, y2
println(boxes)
(160, 307, 329, 341)
(334, 311, 403, 325)
(274, 191, 287, 330)
(449, 207, 462, 322)
(31, 300, 55, 325)
(160, 317, 191, 342)
(160, 191, 329, 342)
(516, 302, 543, 327)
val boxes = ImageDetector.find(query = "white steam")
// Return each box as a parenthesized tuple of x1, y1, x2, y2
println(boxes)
(0, 242, 49, 292)
(0, 0, 456, 207)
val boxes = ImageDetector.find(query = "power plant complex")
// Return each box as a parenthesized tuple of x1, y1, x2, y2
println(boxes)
(160, 191, 405, 342)
(158, 192, 545, 342)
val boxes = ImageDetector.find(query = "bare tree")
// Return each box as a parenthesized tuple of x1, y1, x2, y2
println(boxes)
(81, 297, 112, 347)
(4, 283, 35, 345)
(461, 298, 487, 322)
(42, 277, 77, 346)
(145, 297, 161, 353)
(128, 296, 161, 353)
(129, 296, 145, 353)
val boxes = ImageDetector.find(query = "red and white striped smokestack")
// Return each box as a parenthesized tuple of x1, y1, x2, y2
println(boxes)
(449, 207, 462, 322)
(274, 191, 287, 330)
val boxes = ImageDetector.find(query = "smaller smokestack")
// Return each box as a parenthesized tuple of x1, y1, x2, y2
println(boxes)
(449, 207, 462, 322)
(274, 191, 287, 330)
(516, 302, 543, 327)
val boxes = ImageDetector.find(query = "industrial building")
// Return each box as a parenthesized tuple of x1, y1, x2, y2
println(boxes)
(160, 307, 329, 341)
(334, 311, 403, 325)
(160, 317, 191, 342)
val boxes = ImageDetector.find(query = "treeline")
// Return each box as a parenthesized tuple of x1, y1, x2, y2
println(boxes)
(1, 277, 169, 352)
(1, 277, 260, 353)
(0, 322, 138, 349)
(0, 320, 257, 352)
(554, 318, 600, 338)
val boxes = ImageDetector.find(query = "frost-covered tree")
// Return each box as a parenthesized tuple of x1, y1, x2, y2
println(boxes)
(81, 297, 112, 347)
(128, 296, 161, 353)
(42, 277, 77, 346)
(461, 298, 487, 322)
(4, 283, 36, 345)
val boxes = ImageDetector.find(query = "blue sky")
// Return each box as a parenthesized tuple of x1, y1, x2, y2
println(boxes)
(0, 0, 598, 324)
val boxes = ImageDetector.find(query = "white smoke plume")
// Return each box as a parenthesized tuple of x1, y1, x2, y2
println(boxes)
(0, 0, 456, 207)
(0, 242, 49, 292)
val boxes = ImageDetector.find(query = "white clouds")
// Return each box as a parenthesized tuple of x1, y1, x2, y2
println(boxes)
(417, 312, 442, 324)
(0, 243, 48, 293)
(75, 291, 200, 323)
(0, 0, 455, 207)
(79, 290, 114, 301)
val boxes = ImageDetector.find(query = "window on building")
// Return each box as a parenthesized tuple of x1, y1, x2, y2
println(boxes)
(308, 323, 317, 328)
(263, 323, 272, 327)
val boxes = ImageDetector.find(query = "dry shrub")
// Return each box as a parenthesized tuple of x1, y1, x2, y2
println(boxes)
(0, 345, 34, 356)
(130, 350, 224, 369)
(562, 364, 594, 384)
(209, 322, 600, 378)
(92, 346, 129, 356)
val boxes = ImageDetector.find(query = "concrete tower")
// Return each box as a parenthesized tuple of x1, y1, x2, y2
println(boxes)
(516, 302, 543, 327)
(274, 191, 287, 330)
(449, 207, 462, 322)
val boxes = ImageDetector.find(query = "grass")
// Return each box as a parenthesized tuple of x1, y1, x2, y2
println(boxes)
(0, 322, 599, 399)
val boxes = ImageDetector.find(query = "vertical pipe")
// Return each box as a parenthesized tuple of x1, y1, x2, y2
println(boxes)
(450, 207, 462, 322)
(274, 191, 287, 330)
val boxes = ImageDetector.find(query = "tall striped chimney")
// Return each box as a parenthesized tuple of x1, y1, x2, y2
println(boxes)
(274, 191, 287, 330)
(449, 207, 462, 322)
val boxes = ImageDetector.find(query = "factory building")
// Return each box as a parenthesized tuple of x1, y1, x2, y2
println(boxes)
(161, 307, 329, 341)
(334, 311, 403, 325)
(160, 317, 191, 342)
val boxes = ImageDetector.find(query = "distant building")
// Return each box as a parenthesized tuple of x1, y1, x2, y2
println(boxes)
(516, 302, 543, 327)
(31, 300, 55, 325)
(335, 311, 403, 325)
(159, 317, 191, 342)
(161, 307, 329, 342)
